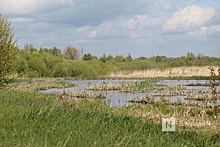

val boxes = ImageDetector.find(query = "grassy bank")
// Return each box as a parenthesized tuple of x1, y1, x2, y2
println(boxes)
(0, 90, 219, 146)
(7, 80, 75, 92)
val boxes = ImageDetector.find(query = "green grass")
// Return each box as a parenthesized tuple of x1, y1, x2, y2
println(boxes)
(0, 90, 219, 146)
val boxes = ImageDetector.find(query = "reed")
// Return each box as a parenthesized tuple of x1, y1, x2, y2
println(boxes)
(8, 80, 75, 92)
(154, 85, 187, 96)
(85, 81, 154, 93)
(209, 67, 219, 118)
(108, 66, 219, 79)
(57, 91, 106, 100)
(127, 71, 220, 119)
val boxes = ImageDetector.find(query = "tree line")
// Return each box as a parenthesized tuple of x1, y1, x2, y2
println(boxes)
(17, 44, 117, 78)
(1, 14, 220, 86)
(16, 44, 220, 79)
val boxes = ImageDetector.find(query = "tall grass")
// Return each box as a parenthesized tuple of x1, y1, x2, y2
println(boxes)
(108, 66, 219, 79)
(0, 90, 218, 146)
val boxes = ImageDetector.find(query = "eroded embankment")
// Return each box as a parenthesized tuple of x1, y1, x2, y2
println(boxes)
(108, 66, 219, 79)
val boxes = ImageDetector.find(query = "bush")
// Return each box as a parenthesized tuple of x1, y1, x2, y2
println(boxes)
(0, 15, 18, 85)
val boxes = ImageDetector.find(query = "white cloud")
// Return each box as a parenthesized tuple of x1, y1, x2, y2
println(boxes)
(1, 0, 219, 57)
(188, 25, 220, 38)
(207, 25, 220, 38)
(130, 32, 141, 38)
(77, 26, 91, 33)
(125, 15, 149, 29)
(89, 31, 97, 38)
(209, 25, 220, 32)
(163, 5, 215, 32)
(0, 0, 75, 15)
(0, 0, 39, 14)
(10, 18, 33, 23)
(188, 26, 207, 36)
(60, 0, 75, 5)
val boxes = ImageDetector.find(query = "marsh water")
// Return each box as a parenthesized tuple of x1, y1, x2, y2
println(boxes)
(38, 80, 220, 107)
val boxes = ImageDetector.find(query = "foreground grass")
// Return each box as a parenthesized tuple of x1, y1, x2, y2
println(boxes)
(0, 90, 219, 146)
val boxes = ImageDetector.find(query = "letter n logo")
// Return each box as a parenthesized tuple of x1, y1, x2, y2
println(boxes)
(162, 118, 176, 132)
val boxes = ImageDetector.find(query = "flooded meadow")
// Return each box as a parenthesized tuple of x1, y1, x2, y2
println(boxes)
(38, 79, 220, 108)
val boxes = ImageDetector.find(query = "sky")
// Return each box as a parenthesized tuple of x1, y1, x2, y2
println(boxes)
(0, 0, 220, 58)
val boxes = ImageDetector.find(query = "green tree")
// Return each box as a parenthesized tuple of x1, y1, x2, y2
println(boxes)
(39, 46, 61, 56)
(53, 61, 69, 77)
(186, 52, 195, 62)
(106, 55, 114, 62)
(23, 43, 37, 53)
(27, 52, 48, 77)
(0, 15, 18, 85)
(115, 55, 125, 62)
(20, 48, 31, 60)
(51, 46, 61, 56)
(100, 54, 107, 63)
(83, 53, 92, 61)
(17, 54, 29, 76)
(125, 53, 133, 62)
(83, 53, 98, 61)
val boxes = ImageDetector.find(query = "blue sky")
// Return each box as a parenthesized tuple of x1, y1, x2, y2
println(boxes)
(0, 0, 220, 58)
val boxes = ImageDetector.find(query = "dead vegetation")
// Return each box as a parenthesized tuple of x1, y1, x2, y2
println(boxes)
(108, 66, 219, 78)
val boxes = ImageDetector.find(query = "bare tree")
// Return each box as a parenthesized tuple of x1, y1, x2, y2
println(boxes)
(64, 46, 80, 60)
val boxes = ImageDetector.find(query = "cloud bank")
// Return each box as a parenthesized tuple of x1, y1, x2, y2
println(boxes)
(0, 0, 219, 57)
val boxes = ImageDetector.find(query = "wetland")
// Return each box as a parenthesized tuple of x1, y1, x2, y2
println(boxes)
(2, 11, 220, 146)
(35, 79, 220, 107)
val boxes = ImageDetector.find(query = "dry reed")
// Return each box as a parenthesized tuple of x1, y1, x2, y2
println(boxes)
(108, 66, 219, 78)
